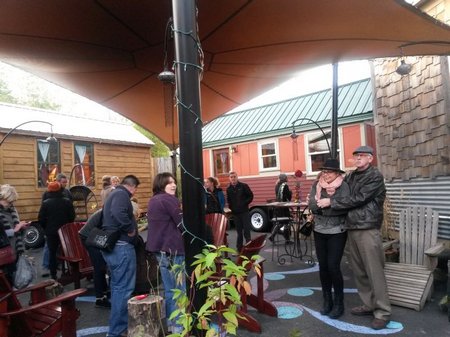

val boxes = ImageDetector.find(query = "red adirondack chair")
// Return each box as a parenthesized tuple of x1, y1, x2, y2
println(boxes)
(0, 271, 86, 337)
(58, 222, 93, 289)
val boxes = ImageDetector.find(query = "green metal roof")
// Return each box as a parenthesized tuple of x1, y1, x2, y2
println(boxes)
(202, 78, 373, 147)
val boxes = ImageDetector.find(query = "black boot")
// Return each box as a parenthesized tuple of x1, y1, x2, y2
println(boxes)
(329, 293, 344, 319)
(320, 291, 333, 315)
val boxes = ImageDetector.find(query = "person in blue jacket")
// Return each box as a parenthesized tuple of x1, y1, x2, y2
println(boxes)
(101, 175, 140, 337)
(204, 176, 225, 214)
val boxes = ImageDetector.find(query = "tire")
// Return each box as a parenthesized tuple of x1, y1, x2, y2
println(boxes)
(249, 208, 269, 232)
(24, 223, 45, 249)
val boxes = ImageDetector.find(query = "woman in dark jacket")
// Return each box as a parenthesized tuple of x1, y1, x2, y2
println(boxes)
(38, 181, 75, 280)
(146, 172, 185, 334)
(0, 184, 29, 284)
(204, 176, 225, 214)
(308, 159, 350, 319)
(269, 173, 292, 242)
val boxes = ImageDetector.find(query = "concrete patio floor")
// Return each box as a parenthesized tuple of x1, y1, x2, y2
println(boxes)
(26, 229, 450, 337)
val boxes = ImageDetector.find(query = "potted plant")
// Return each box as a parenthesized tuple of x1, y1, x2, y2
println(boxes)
(169, 244, 262, 337)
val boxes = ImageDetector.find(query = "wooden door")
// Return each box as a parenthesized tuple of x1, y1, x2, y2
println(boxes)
(212, 148, 230, 187)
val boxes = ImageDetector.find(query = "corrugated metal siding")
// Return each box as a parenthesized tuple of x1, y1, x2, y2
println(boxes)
(203, 78, 373, 147)
(385, 177, 450, 240)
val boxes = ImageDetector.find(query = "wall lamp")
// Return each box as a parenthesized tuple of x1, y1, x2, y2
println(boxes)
(231, 145, 238, 153)
(0, 120, 57, 147)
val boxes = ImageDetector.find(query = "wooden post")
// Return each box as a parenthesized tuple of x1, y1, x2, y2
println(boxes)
(128, 294, 164, 337)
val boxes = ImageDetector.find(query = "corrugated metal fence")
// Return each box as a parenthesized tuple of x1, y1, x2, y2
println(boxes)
(385, 177, 450, 240)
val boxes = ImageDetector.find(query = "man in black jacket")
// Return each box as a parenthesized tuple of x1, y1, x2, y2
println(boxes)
(226, 171, 254, 252)
(317, 146, 391, 330)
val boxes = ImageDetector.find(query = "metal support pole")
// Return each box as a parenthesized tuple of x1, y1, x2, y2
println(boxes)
(172, 0, 206, 309)
(331, 63, 339, 159)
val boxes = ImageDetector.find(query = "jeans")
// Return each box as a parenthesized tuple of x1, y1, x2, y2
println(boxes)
(233, 211, 252, 252)
(42, 242, 49, 269)
(83, 241, 109, 298)
(102, 242, 136, 337)
(155, 252, 186, 332)
(46, 233, 60, 279)
(314, 231, 347, 295)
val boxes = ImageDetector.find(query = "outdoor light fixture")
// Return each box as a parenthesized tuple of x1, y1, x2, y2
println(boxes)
(158, 17, 175, 84)
(396, 47, 412, 76)
(396, 59, 412, 76)
(290, 117, 331, 154)
(290, 117, 333, 161)
(0, 120, 57, 147)
(231, 145, 238, 153)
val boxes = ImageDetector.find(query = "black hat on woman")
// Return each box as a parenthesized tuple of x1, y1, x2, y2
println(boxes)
(320, 158, 345, 174)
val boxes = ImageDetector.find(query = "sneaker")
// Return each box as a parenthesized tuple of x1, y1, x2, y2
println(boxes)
(350, 305, 373, 316)
(41, 268, 50, 277)
(371, 318, 389, 330)
(95, 296, 111, 308)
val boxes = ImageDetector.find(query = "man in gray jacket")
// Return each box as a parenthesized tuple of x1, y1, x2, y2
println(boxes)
(317, 146, 391, 330)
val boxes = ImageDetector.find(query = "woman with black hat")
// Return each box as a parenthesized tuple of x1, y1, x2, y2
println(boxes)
(308, 158, 350, 319)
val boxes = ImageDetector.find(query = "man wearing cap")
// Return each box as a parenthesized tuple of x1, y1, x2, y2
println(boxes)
(317, 145, 391, 330)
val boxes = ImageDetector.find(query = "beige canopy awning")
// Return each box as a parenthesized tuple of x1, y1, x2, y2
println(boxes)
(1, 0, 450, 146)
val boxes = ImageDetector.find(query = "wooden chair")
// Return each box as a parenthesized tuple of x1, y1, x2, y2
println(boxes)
(0, 271, 86, 337)
(384, 206, 444, 311)
(58, 222, 93, 289)
(205, 213, 228, 247)
(235, 234, 277, 333)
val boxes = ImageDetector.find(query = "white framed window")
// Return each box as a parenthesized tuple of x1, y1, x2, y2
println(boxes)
(258, 139, 279, 171)
(306, 130, 340, 173)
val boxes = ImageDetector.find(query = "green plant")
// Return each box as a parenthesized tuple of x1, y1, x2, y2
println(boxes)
(168, 244, 262, 337)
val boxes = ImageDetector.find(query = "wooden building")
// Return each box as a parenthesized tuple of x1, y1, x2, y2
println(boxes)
(373, 0, 450, 241)
(202, 78, 375, 204)
(0, 103, 154, 221)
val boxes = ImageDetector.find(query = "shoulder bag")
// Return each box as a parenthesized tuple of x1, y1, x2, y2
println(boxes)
(299, 220, 314, 237)
(0, 225, 16, 266)
(85, 210, 120, 252)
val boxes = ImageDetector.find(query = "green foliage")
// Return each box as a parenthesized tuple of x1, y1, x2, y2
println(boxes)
(169, 245, 262, 337)
(134, 124, 170, 157)
(0, 79, 18, 104)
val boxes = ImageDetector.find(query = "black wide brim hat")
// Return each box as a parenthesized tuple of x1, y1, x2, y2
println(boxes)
(320, 158, 345, 174)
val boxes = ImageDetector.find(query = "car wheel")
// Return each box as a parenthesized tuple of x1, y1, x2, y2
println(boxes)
(24, 223, 45, 249)
(249, 208, 269, 232)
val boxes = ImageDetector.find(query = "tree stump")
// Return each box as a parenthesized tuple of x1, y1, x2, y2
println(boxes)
(128, 294, 164, 337)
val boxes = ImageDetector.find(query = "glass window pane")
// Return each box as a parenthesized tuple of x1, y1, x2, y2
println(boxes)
(37, 140, 60, 188)
(262, 156, 277, 168)
(214, 151, 229, 175)
(74, 142, 95, 186)
(311, 153, 329, 172)
(261, 143, 275, 155)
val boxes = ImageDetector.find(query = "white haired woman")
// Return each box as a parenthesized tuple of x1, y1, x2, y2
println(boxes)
(0, 184, 29, 284)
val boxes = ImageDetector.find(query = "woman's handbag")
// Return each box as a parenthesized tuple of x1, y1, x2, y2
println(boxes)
(85, 227, 120, 252)
(0, 227, 16, 266)
(299, 220, 314, 237)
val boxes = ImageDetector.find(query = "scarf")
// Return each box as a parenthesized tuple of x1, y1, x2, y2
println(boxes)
(315, 175, 344, 201)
